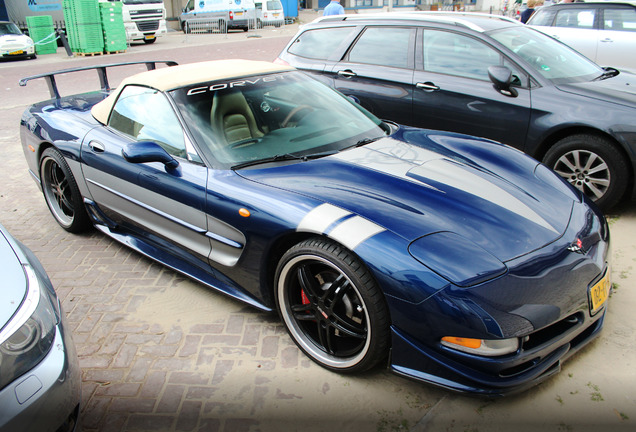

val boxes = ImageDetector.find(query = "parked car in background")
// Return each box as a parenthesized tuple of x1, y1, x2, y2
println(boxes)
(527, 1, 636, 73)
(0, 223, 80, 432)
(256, 0, 284, 27)
(18, 59, 611, 395)
(275, 12, 636, 210)
(0, 21, 35, 60)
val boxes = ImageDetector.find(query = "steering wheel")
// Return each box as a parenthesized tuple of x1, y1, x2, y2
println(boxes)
(282, 105, 314, 128)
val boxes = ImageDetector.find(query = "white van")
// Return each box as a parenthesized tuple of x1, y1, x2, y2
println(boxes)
(255, 0, 283, 27)
(180, 0, 256, 33)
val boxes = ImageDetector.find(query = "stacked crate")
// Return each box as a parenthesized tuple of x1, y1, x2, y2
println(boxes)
(63, 0, 104, 54)
(26, 15, 57, 55)
(100, 1, 127, 53)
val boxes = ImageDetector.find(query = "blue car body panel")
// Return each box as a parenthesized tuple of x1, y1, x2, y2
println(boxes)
(19, 66, 610, 395)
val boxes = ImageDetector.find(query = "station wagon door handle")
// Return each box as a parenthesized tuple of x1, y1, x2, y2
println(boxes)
(600, 38, 614, 43)
(337, 70, 357, 78)
(416, 82, 440, 91)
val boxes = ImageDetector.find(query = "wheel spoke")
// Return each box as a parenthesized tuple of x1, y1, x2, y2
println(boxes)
(557, 154, 577, 173)
(330, 313, 366, 339)
(297, 265, 321, 301)
(585, 181, 606, 199)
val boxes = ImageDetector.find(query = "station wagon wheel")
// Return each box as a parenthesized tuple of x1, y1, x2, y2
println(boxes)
(276, 238, 390, 373)
(40, 148, 91, 233)
(544, 134, 629, 211)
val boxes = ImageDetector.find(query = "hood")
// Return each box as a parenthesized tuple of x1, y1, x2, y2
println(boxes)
(557, 71, 636, 109)
(239, 128, 577, 262)
(0, 228, 28, 330)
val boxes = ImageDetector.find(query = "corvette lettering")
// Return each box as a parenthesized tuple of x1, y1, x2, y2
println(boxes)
(187, 74, 287, 96)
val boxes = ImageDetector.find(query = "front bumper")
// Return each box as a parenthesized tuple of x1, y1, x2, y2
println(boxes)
(0, 316, 81, 431)
(390, 307, 605, 396)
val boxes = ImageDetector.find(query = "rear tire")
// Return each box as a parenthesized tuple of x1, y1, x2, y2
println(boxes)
(40, 148, 91, 233)
(275, 238, 390, 373)
(543, 134, 628, 210)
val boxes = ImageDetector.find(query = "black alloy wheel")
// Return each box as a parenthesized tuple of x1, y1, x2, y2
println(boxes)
(276, 238, 390, 373)
(40, 147, 91, 233)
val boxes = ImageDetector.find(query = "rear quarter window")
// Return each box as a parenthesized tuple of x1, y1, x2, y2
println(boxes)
(287, 27, 356, 60)
(527, 9, 556, 26)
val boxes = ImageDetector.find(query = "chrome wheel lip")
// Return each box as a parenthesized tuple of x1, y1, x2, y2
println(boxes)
(552, 149, 610, 201)
(41, 156, 74, 228)
(277, 254, 371, 369)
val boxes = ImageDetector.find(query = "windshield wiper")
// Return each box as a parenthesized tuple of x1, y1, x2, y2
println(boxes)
(231, 151, 337, 170)
(594, 67, 619, 81)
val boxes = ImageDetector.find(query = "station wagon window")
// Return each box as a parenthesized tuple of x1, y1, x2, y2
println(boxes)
(603, 8, 636, 31)
(109, 85, 188, 159)
(554, 9, 595, 29)
(422, 30, 502, 81)
(347, 27, 414, 69)
(287, 27, 356, 60)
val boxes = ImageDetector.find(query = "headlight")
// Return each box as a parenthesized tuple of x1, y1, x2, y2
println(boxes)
(441, 336, 519, 356)
(0, 265, 57, 391)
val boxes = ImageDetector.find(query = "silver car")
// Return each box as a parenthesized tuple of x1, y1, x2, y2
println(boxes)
(0, 223, 80, 432)
(528, 2, 636, 73)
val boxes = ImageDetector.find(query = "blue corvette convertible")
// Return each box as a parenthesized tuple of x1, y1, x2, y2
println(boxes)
(19, 60, 610, 395)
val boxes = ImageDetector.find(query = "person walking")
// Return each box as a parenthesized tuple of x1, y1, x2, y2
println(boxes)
(323, 0, 345, 16)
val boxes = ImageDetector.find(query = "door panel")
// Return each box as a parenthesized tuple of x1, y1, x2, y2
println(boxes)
(331, 26, 416, 125)
(81, 127, 212, 261)
(413, 29, 532, 150)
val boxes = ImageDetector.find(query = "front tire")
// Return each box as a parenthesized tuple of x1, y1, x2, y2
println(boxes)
(543, 134, 629, 210)
(275, 238, 390, 373)
(40, 148, 91, 233)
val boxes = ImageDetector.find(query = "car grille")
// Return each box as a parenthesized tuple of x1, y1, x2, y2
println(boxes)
(136, 21, 160, 32)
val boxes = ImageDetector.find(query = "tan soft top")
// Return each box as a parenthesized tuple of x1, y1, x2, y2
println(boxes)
(91, 59, 294, 125)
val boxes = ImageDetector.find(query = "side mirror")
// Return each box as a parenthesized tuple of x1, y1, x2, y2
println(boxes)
(488, 66, 518, 98)
(122, 141, 179, 170)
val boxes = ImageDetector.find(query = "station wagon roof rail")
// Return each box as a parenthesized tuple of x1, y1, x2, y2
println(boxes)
(314, 11, 520, 32)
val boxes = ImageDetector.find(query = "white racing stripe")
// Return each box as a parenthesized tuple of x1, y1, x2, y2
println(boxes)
(297, 203, 386, 250)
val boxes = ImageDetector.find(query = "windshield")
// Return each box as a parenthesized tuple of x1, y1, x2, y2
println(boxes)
(171, 71, 387, 168)
(0, 22, 22, 36)
(488, 26, 603, 84)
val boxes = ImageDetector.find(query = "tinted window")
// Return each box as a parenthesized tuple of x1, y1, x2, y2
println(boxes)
(489, 26, 602, 83)
(348, 27, 413, 68)
(109, 85, 187, 158)
(554, 9, 596, 29)
(288, 27, 356, 60)
(603, 7, 636, 31)
(423, 30, 502, 81)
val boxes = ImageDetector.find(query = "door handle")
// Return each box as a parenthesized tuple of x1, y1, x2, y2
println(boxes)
(337, 70, 357, 78)
(416, 82, 440, 91)
(600, 38, 613, 43)
(88, 140, 105, 153)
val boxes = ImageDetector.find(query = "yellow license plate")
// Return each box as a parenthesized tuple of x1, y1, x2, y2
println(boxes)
(144, 35, 155, 41)
(236, 11, 243, 16)
(589, 272, 610, 314)
(9, 50, 25, 55)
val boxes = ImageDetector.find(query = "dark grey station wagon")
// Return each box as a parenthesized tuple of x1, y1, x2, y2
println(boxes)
(276, 12, 636, 210)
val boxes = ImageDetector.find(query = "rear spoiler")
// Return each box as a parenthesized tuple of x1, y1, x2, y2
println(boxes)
(19, 61, 179, 100)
